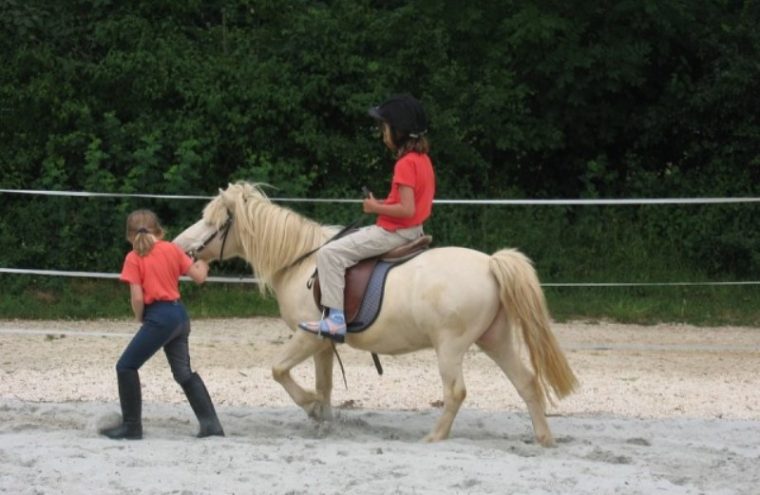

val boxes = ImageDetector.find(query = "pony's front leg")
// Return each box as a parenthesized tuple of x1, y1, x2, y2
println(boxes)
(271, 332, 334, 421)
(311, 344, 335, 421)
(424, 344, 468, 442)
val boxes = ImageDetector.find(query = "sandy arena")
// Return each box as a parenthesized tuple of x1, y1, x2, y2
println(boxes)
(1, 317, 759, 494)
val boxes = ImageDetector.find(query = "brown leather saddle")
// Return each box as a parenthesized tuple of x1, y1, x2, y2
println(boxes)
(311, 235, 432, 325)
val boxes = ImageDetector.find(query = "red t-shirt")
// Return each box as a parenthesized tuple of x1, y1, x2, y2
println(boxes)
(376, 152, 435, 231)
(119, 241, 193, 305)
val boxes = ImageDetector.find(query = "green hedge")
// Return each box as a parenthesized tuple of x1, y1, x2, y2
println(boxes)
(1, 1, 758, 285)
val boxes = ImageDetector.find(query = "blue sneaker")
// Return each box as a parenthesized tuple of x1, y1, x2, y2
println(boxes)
(298, 313, 347, 343)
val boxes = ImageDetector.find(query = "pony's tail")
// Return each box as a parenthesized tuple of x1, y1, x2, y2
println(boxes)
(489, 249, 579, 405)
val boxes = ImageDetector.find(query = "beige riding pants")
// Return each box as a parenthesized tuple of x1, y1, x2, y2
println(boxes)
(316, 224, 424, 310)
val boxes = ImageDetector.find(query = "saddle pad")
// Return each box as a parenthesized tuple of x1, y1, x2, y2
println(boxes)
(347, 260, 395, 333)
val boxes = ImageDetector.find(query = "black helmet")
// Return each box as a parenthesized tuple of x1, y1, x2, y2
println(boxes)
(368, 94, 428, 138)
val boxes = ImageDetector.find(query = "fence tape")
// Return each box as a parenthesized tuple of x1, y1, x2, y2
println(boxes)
(2, 268, 757, 287)
(2, 188, 758, 287)
(2, 188, 760, 205)
(0, 268, 258, 284)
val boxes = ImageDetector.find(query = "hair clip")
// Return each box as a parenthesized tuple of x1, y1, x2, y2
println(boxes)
(137, 228, 149, 234)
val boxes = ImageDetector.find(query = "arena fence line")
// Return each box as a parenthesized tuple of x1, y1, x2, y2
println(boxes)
(2, 188, 759, 286)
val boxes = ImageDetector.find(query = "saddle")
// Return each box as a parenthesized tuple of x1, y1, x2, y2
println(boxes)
(311, 235, 432, 330)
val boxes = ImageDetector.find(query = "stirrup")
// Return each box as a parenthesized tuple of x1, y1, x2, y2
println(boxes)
(298, 317, 346, 343)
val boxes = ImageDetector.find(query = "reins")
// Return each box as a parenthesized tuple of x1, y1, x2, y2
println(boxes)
(285, 215, 366, 273)
(285, 187, 372, 271)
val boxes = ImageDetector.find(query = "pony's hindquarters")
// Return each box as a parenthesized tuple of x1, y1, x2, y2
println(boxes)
(488, 249, 579, 405)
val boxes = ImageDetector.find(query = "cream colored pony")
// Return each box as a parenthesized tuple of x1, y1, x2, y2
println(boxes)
(174, 182, 578, 445)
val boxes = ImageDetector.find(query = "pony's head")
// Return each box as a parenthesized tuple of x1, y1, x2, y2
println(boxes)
(173, 182, 264, 264)
(174, 181, 326, 291)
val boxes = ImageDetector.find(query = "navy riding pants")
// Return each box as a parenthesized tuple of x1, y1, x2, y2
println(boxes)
(116, 300, 194, 384)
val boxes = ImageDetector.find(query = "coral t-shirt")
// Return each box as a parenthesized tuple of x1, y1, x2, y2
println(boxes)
(376, 152, 435, 231)
(119, 241, 193, 305)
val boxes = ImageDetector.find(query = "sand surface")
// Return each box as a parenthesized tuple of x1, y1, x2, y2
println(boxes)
(1, 318, 759, 494)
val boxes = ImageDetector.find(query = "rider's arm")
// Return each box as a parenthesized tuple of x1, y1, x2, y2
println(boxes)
(363, 185, 415, 218)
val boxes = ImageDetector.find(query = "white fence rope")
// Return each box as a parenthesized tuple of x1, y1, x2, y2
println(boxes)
(0, 268, 258, 284)
(2, 188, 760, 205)
(2, 267, 759, 287)
(1, 188, 759, 287)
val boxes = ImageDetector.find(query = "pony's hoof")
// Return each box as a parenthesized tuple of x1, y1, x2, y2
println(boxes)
(421, 433, 444, 443)
(537, 434, 556, 448)
(304, 402, 333, 422)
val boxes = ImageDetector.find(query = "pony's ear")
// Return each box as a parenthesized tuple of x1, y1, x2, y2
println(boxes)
(220, 187, 237, 209)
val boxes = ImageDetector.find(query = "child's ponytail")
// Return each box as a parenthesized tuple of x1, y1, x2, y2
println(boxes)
(126, 210, 164, 257)
(133, 228, 156, 256)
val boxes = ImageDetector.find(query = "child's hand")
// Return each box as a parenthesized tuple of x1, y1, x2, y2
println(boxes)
(195, 259, 209, 276)
(362, 193, 380, 214)
(187, 259, 209, 284)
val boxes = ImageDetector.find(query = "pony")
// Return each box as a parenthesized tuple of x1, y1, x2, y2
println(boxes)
(174, 182, 578, 445)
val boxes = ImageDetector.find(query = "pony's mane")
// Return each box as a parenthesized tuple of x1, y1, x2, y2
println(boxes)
(204, 182, 330, 292)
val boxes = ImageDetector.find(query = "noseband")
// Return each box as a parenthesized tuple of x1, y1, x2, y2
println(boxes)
(190, 210, 233, 262)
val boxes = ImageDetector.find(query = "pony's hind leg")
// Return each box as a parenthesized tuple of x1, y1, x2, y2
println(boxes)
(272, 332, 334, 421)
(477, 311, 555, 447)
(424, 342, 468, 443)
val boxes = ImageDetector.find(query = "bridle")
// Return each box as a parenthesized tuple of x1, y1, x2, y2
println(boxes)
(188, 210, 234, 262)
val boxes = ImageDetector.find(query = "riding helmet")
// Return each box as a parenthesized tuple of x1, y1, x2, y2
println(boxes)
(368, 94, 428, 138)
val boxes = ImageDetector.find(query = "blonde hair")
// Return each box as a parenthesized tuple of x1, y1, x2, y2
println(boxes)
(126, 209, 164, 257)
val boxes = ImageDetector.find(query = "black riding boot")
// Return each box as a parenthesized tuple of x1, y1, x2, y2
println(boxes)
(100, 369, 143, 440)
(181, 372, 225, 438)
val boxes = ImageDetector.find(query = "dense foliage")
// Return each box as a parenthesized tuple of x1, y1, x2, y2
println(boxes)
(1, 0, 758, 285)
